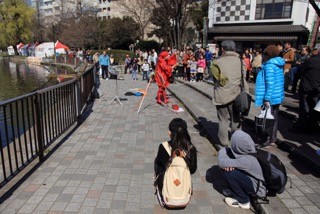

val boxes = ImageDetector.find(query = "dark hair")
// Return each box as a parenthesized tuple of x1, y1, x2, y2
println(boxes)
(285, 41, 292, 46)
(168, 118, 192, 157)
(303, 45, 311, 54)
(263, 45, 280, 60)
(256, 48, 262, 54)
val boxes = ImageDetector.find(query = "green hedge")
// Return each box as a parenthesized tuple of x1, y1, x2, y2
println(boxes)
(89, 49, 135, 64)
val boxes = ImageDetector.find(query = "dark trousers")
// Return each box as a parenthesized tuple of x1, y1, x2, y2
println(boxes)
(197, 73, 203, 81)
(224, 170, 255, 204)
(142, 71, 148, 80)
(291, 68, 301, 93)
(216, 102, 241, 146)
(306, 93, 320, 130)
(177, 66, 184, 78)
(298, 93, 309, 125)
(101, 65, 109, 79)
(186, 67, 191, 81)
(252, 67, 260, 82)
(268, 104, 279, 143)
(124, 65, 130, 74)
(298, 93, 320, 131)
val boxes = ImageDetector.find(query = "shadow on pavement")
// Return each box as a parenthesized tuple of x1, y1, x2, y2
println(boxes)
(194, 117, 220, 150)
(242, 113, 320, 176)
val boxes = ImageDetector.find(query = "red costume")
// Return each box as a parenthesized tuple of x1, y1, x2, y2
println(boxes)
(155, 51, 176, 104)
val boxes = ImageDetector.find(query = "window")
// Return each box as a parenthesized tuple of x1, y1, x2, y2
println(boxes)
(255, 0, 293, 20)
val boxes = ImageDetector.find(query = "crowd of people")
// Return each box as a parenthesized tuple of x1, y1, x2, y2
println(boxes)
(152, 40, 319, 210)
(90, 41, 319, 139)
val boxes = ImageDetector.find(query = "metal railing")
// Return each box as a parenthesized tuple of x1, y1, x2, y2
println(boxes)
(0, 66, 95, 188)
(55, 56, 81, 67)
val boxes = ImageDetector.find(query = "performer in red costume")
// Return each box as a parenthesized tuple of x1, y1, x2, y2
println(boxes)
(155, 51, 177, 104)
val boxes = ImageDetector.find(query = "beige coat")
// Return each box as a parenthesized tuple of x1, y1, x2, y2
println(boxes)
(212, 51, 248, 106)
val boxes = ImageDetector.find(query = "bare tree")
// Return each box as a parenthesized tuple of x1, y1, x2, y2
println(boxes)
(153, 0, 194, 50)
(116, 0, 156, 40)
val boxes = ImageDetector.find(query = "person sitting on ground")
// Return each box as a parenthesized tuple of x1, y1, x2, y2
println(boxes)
(218, 130, 266, 210)
(154, 118, 197, 199)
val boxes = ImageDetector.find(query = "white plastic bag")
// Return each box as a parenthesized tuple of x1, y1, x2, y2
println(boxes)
(314, 100, 320, 112)
(99, 67, 102, 76)
(257, 106, 274, 119)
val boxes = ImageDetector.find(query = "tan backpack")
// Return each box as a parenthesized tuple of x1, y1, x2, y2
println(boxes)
(161, 141, 192, 208)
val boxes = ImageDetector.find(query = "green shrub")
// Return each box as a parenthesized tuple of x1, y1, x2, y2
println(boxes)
(89, 49, 135, 64)
(135, 40, 161, 52)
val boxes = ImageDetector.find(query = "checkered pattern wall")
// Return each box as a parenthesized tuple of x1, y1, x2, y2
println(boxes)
(215, 0, 251, 22)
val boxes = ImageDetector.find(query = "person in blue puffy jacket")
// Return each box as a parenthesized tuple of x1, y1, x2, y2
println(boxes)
(255, 45, 285, 148)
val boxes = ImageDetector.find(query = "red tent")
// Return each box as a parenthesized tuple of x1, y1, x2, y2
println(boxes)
(55, 40, 70, 50)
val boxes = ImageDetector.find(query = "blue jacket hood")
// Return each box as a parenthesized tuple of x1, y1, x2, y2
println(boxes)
(264, 56, 285, 68)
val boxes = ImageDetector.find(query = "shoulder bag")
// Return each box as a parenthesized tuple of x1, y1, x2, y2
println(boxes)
(234, 59, 252, 116)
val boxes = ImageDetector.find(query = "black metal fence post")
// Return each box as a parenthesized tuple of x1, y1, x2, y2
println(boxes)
(33, 95, 45, 162)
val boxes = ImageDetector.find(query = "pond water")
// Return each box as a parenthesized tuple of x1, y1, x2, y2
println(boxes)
(0, 60, 53, 102)
(0, 60, 75, 146)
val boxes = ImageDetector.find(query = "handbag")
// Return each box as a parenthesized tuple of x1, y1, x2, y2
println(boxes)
(234, 59, 252, 116)
(255, 106, 275, 136)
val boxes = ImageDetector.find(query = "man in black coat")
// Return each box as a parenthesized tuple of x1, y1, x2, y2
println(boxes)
(298, 50, 320, 132)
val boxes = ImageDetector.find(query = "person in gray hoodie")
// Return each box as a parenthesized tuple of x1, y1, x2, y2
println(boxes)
(218, 130, 266, 209)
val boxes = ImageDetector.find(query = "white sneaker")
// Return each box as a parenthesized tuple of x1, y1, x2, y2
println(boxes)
(224, 197, 250, 209)
(106, 78, 109, 80)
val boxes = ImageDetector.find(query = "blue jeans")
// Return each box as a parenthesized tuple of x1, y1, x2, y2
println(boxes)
(224, 170, 255, 204)
(142, 71, 148, 80)
(132, 69, 137, 80)
(289, 66, 298, 85)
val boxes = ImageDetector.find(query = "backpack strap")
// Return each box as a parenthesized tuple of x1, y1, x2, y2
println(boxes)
(162, 141, 171, 156)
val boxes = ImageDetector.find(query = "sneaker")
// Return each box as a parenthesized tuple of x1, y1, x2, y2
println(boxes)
(106, 78, 109, 80)
(224, 197, 250, 209)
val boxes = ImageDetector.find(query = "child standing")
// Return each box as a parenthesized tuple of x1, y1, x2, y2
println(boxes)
(131, 58, 138, 81)
(189, 58, 197, 82)
(141, 59, 150, 81)
(197, 55, 206, 82)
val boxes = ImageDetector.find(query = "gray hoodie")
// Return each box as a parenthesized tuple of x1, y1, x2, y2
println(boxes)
(218, 130, 267, 197)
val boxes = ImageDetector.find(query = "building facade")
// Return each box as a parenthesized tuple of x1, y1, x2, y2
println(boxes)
(29, 0, 122, 22)
(208, 0, 318, 49)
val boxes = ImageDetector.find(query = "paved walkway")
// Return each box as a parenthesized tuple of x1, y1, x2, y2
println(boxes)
(0, 75, 252, 213)
(170, 79, 320, 214)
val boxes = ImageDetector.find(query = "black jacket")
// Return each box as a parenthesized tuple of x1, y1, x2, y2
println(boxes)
(154, 141, 197, 176)
(299, 54, 320, 95)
